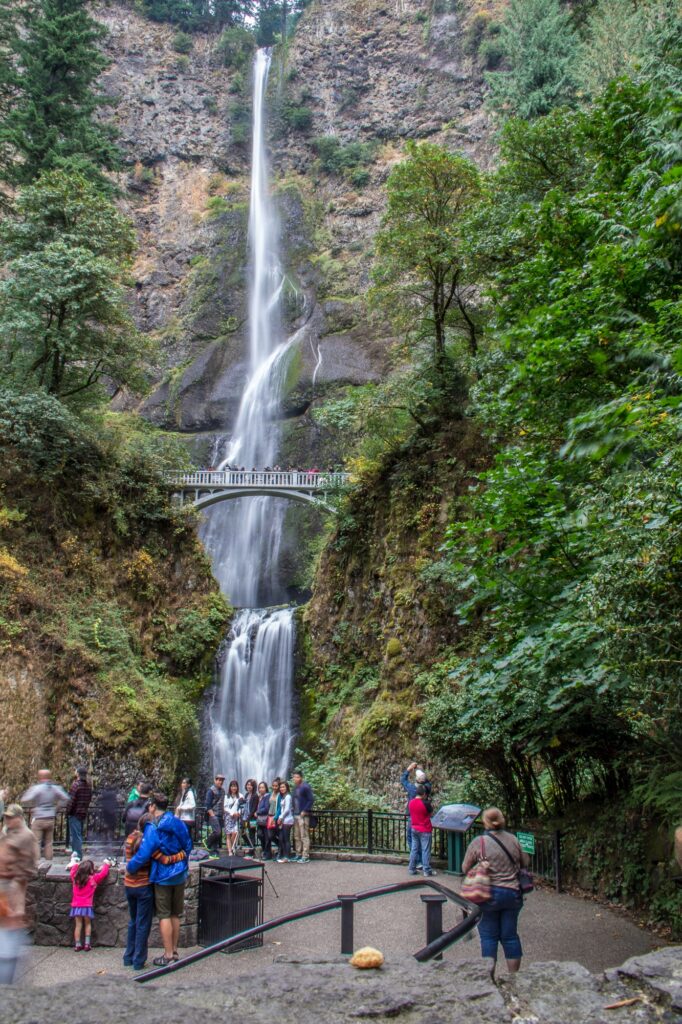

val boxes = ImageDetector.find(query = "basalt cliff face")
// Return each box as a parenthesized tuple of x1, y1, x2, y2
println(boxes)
(98, 0, 491, 465)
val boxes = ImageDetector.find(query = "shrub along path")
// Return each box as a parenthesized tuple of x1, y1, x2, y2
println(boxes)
(16, 859, 664, 988)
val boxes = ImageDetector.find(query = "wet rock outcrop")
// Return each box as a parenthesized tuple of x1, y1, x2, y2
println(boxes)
(4, 948, 681, 1023)
(96, 0, 491, 456)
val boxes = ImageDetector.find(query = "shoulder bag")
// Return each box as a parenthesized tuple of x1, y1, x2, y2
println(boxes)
(487, 832, 534, 893)
(460, 836, 492, 904)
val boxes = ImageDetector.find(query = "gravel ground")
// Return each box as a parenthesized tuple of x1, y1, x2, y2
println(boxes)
(14, 859, 664, 989)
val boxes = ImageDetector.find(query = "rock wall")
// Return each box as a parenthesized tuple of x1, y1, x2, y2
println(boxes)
(95, 0, 492, 465)
(28, 862, 202, 948)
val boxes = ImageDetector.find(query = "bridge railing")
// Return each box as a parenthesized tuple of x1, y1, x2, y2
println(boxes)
(165, 470, 350, 490)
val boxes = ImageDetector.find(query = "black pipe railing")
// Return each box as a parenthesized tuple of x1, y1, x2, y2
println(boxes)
(134, 877, 482, 983)
(52, 807, 560, 887)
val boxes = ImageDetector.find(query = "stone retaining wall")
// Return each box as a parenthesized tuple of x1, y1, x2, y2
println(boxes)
(26, 863, 201, 947)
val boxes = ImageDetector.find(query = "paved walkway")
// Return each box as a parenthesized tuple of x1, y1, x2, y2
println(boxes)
(15, 859, 664, 988)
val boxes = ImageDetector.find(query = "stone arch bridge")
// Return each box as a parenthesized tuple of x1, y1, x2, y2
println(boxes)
(166, 470, 350, 514)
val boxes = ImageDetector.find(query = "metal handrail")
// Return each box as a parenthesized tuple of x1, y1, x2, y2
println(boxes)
(165, 470, 350, 490)
(134, 877, 481, 983)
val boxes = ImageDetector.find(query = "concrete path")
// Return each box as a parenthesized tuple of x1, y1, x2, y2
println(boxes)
(15, 860, 663, 989)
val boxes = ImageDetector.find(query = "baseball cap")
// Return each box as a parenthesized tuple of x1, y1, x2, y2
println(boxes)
(215, 773, 225, 780)
(4, 804, 24, 819)
(415, 770, 426, 783)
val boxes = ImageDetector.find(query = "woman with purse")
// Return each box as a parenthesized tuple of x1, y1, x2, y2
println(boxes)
(461, 807, 531, 976)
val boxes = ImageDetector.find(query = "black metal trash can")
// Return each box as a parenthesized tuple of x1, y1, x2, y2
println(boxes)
(198, 856, 264, 953)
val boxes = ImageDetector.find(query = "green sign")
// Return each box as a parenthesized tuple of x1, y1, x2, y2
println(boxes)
(516, 831, 535, 854)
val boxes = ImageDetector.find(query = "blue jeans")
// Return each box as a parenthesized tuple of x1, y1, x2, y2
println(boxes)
(68, 817, 84, 858)
(408, 831, 433, 875)
(123, 886, 154, 968)
(477, 886, 523, 960)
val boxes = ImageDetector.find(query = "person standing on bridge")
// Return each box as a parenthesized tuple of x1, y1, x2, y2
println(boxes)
(65, 767, 92, 861)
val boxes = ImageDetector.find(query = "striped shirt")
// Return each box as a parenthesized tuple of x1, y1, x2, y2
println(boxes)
(124, 833, 150, 888)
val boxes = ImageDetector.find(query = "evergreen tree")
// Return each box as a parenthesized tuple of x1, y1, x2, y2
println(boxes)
(0, 0, 119, 189)
(487, 0, 579, 120)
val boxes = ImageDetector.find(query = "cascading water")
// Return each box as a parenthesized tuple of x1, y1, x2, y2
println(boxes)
(200, 49, 296, 784)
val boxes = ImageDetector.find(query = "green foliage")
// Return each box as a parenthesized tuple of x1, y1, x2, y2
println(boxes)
(143, 0, 252, 31)
(312, 136, 375, 177)
(486, 0, 579, 119)
(0, 0, 119, 192)
(292, 744, 387, 811)
(216, 24, 255, 69)
(421, 52, 682, 821)
(576, 0, 678, 99)
(281, 103, 313, 132)
(172, 30, 193, 53)
(229, 99, 251, 146)
(372, 141, 481, 374)
(0, 171, 146, 403)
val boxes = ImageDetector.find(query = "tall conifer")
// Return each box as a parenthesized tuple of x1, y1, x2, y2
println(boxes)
(0, 0, 119, 189)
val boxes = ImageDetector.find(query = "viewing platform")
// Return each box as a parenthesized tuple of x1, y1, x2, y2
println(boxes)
(166, 469, 350, 512)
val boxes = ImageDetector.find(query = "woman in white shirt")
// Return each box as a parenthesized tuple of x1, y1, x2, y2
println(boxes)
(175, 777, 196, 839)
(276, 781, 294, 863)
(224, 780, 242, 855)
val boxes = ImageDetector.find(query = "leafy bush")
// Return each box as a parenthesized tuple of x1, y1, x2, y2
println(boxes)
(292, 745, 387, 810)
(479, 37, 504, 70)
(312, 136, 375, 177)
(172, 31, 193, 54)
(217, 25, 255, 70)
(229, 99, 250, 146)
(281, 104, 313, 132)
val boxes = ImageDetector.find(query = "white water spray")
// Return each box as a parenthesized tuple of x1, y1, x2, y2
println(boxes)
(200, 49, 296, 783)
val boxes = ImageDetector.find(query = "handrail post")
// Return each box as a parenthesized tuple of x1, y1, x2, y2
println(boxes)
(553, 829, 562, 893)
(367, 809, 373, 855)
(421, 893, 446, 960)
(338, 894, 357, 955)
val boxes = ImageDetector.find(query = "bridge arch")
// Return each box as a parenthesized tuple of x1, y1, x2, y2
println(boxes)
(166, 470, 349, 516)
(191, 487, 334, 514)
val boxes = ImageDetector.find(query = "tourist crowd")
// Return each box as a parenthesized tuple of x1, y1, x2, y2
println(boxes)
(0, 759, 543, 982)
(0, 764, 316, 978)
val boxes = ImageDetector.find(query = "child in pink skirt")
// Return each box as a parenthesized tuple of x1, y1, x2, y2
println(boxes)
(69, 858, 111, 950)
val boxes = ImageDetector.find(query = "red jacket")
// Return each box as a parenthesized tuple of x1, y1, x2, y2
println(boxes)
(408, 797, 433, 833)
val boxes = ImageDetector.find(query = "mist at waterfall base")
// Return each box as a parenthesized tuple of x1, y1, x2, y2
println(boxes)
(199, 49, 296, 787)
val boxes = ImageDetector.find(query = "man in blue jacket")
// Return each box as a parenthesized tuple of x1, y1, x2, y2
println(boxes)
(126, 791, 192, 967)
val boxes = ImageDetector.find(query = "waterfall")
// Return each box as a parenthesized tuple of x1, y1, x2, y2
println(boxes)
(200, 48, 295, 784)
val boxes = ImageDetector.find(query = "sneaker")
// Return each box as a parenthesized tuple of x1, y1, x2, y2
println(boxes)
(83, 942, 92, 951)
(298, 857, 310, 863)
(152, 955, 174, 967)
(133, 964, 147, 971)
(123, 959, 133, 967)
(74, 942, 83, 952)
(408, 870, 418, 876)
(276, 858, 287, 863)
(424, 870, 437, 877)
(289, 855, 301, 862)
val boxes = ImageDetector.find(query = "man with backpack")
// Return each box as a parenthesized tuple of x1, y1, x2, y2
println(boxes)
(124, 782, 152, 837)
(205, 774, 226, 856)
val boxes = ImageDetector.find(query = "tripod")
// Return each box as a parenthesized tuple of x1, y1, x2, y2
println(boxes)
(236, 820, 279, 899)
